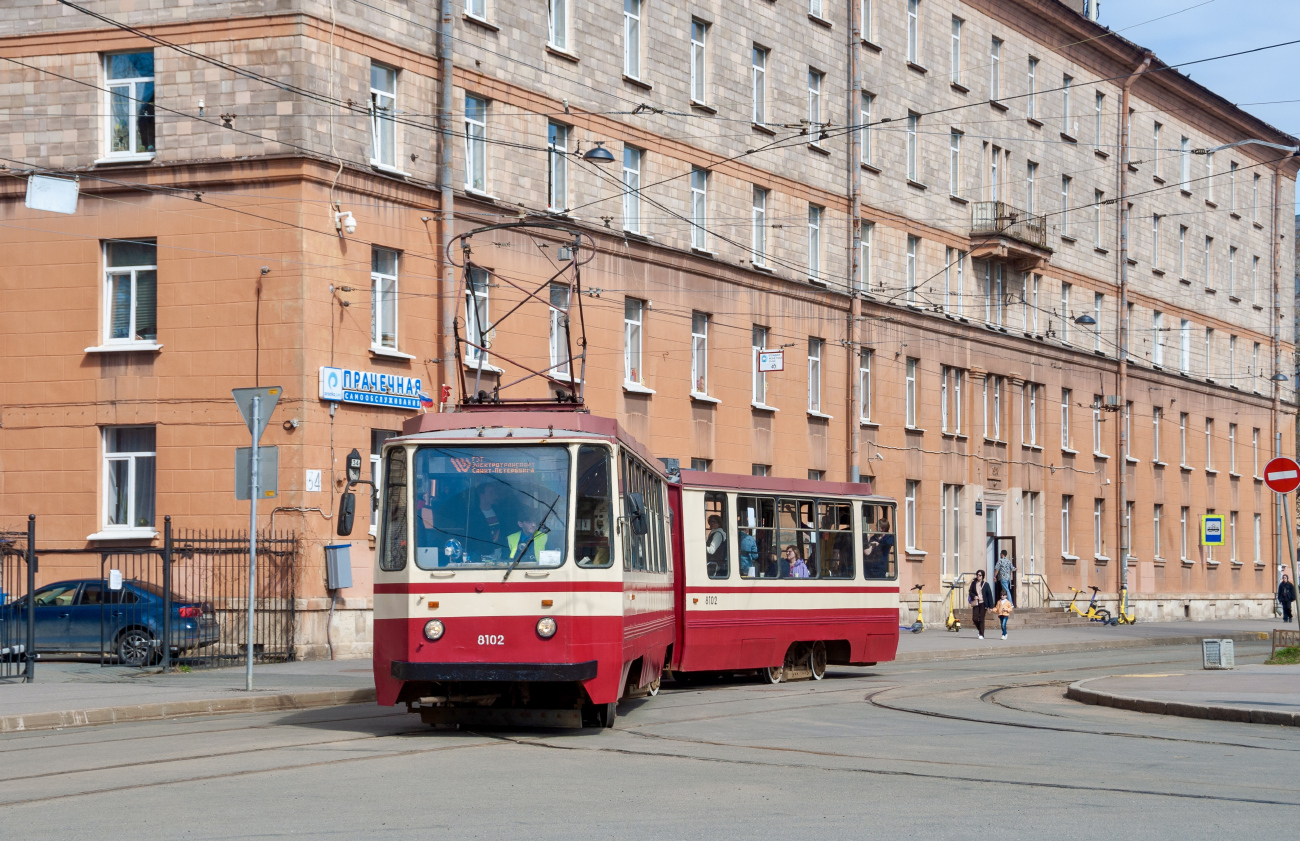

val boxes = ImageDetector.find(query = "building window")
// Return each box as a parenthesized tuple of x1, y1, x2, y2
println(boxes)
(989, 144, 1001, 202)
(1179, 319, 1191, 373)
(104, 426, 156, 530)
(949, 130, 962, 196)
(1228, 334, 1237, 383)
(370, 429, 398, 525)
(1123, 401, 1132, 459)
(1152, 407, 1162, 463)
(690, 19, 708, 104)
(1094, 499, 1105, 558)
(548, 283, 571, 378)
(1151, 310, 1164, 366)
(950, 17, 962, 85)
(1180, 507, 1190, 560)
(1151, 214, 1161, 268)
(906, 112, 920, 181)
(1061, 495, 1073, 555)
(548, 122, 569, 211)
(985, 375, 1003, 439)
(622, 145, 642, 233)
(1061, 388, 1072, 449)
(989, 37, 1001, 101)
(906, 0, 920, 64)
(941, 366, 964, 434)
(905, 357, 919, 428)
(624, 298, 644, 385)
(808, 205, 823, 281)
(105, 51, 155, 158)
(1026, 161, 1037, 214)
(464, 267, 491, 365)
(691, 458, 711, 472)
(1023, 383, 1040, 446)
(1204, 327, 1215, 378)
(1026, 57, 1037, 121)
(860, 221, 873, 290)
(548, 0, 568, 50)
(753, 325, 769, 406)
(807, 70, 824, 143)
(905, 480, 919, 551)
(1094, 91, 1104, 146)
(465, 0, 485, 18)
(810, 0, 823, 18)
(1229, 423, 1237, 473)
(690, 168, 708, 250)
(1228, 161, 1237, 212)
(464, 95, 487, 192)
(1252, 428, 1260, 476)
(807, 338, 823, 413)
(1205, 151, 1215, 202)
(906, 235, 918, 304)
(1153, 504, 1163, 559)
(1060, 176, 1072, 236)
(691, 312, 709, 396)
(1093, 292, 1104, 352)
(1252, 342, 1261, 393)
(369, 64, 397, 168)
(860, 93, 873, 165)
(1178, 225, 1187, 279)
(1060, 281, 1072, 343)
(1023, 491, 1039, 574)
(1227, 245, 1237, 295)
(752, 464, 770, 477)
(1254, 513, 1262, 563)
(859, 350, 873, 422)
(1252, 255, 1260, 305)
(1152, 121, 1162, 180)
(1092, 394, 1104, 455)
(1252, 173, 1260, 222)
(1179, 412, 1188, 465)
(103, 239, 157, 345)
(944, 247, 964, 314)
(751, 186, 767, 265)
(1180, 136, 1191, 190)
(983, 262, 1003, 325)
(1205, 419, 1214, 470)
(941, 484, 960, 578)
(752, 46, 767, 125)
(371, 248, 399, 350)
(1062, 75, 1072, 134)
(1093, 190, 1104, 248)
(861, 0, 873, 40)
(624, 0, 641, 78)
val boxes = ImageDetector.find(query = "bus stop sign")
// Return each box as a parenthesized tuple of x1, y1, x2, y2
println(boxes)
(1264, 457, 1300, 494)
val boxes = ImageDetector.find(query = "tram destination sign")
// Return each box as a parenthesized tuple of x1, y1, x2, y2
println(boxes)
(319, 366, 422, 410)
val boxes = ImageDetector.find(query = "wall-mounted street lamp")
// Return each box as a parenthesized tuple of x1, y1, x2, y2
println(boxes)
(582, 142, 616, 163)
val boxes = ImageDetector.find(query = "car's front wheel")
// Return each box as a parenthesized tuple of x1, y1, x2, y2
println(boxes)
(116, 628, 156, 667)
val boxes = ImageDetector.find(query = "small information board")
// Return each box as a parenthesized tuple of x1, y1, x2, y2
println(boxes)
(758, 350, 784, 372)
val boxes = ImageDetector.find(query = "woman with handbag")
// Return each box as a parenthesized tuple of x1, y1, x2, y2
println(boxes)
(968, 569, 995, 640)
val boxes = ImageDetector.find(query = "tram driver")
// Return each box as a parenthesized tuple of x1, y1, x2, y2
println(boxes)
(705, 515, 729, 578)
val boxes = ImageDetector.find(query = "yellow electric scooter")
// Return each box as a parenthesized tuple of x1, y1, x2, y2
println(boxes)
(1065, 585, 1113, 624)
(904, 584, 925, 633)
(1114, 586, 1138, 625)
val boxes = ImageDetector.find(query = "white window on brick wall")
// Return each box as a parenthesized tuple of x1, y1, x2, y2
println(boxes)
(1252, 342, 1261, 394)
(465, 0, 485, 19)
(950, 17, 962, 85)
(941, 484, 960, 577)
(752, 46, 767, 125)
(905, 480, 919, 550)
(1178, 225, 1187, 279)
(1152, 407, 1162, 463)
(1228, 246, 1237, 296)
(861, 92, 874, 165)
(1151, 214, 1161, 268)
(1180, 136, 1191, 190)
(1092, 394, 1104, 455)
(549, 283, 572, 378)
(464, 95, 487, 192)
(1093, 499, 1106, 558)
(1228, 334, 1237, 384)
(690, 167, 709, 251)
(1205, 151, 1215, 203)
(1093, 189, 1104, 248)
(1060, 281, 1071, 343)
(752, 185, 767, 266)
(690, 20, 708, 104)
(622, 145, 641, 233)
(624, 298, 644, 385)
(1026, 161, 1037, 213)
(906, 235, 918, 304)
(859, 349, 873, 422)
(810, 0, 823, 19)
(1093, 292, 1104, 352)
(808, 69, 824, 144)
(1179, 319, 1191, 373)
(548, 0, 568, 50)
(990, 37, 1002, 101)
(104, 426, 156, 532)
(1229, 423, 1237, 473)
(103, 239, 158, 346)
(1254, 513, 1262, 563)
(1228, 161, 1237, 212)
(1153, 504, 1163, 559)
(1061, 388, 1072, 450)
(906, 0, 920, 64)
(547, 122, 569, 211)
(1061, 495, 1073, 555)
(1094, 91, 1104, 147)
(1152, 121, 1162, 180)
(691, 311, 709, 396)
(1026, 57, 1037, 121)
(1252, 255, 1260, 305)
(906, 357, 919, 428)
(941, 366, 963, 434)
(1205, 236, 1215, 286)
(807, 337, 823, 413)
(1061, 75, 1072, 134)
(1252, 428, 1260, 476)
(1060, 176, 1072, 237)
(1179, 412, 1188, 465)
(859, 221, 873, 290)
(752, 325, 770, 406)
(1204, 327, 1214, 379)
(105, 51, 155, 159)
(808, 205, 823, 282)
(1180, 506, 1189, 560)
(371, 248, 399, 351)
(1151, 310, 1164, 366)
(465, 267, 490, 365)
(624, 0, 641, 78)
(907, 112, 920, 181)
(861, 0, 873, 41)
(369, 64, 397, 169)
(949, 130, 962, 196)
(944, 247, 964, 315)
(1252, 173, 1260, 222)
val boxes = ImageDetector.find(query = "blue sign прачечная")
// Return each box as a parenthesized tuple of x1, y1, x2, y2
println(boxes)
(320, 366, 422, 409)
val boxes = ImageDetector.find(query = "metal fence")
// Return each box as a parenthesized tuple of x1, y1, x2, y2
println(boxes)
(970, 200, 1048, 250)
(0, 519, 35, 681)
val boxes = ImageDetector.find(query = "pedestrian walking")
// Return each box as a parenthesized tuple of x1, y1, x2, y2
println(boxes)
(994, 550, 1015, 607)
(995, 592, 1014, 640)
(1279, 573, 1297, 623)
(968, 570, 995, 640)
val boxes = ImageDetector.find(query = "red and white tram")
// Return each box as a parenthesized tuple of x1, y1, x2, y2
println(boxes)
(368, 411, 898, 728)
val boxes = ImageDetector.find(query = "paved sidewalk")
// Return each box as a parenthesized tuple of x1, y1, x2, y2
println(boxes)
(895, 618, 1281, 662)
(0, 659, 376, 733)
(1068, 664, 1300, 726)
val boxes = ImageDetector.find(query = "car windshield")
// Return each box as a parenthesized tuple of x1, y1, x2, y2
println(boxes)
(413, 445, 570, 569)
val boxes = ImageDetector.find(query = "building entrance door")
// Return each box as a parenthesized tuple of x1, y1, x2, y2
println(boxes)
(984, 505, 1000, 580)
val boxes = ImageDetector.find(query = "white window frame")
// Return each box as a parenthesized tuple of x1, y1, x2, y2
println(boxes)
(906, 113, 920, 182)
(464, 267, 491, 365)
(1152, 407, 1162, 463)
(1253, 428, 1260, 476)
(465, 0, 486, 19)
(624, 0, 642, 79)
(1153, 503, 1163, 560)
(464, 95, 487, 193)
(752, 186, 767, 266)
(1060, 281, 1071, 343)
(1094, 91, 1103, 147)
(1062, 75, 1072, 134)
(1026, 161, 1037, 214)
(622, 145, 642, 233)
(1179, 319, 1191, 373)
(691, 311, 710, 397)
(1252, 173, 1260, 222)
(1093, 190, 1104, 249)
(1026, 57, 1037, 121)
(1061, 176, 1072, 236)
(808, 69, 824, 144)
(943, 247, 964, 314)
(1093, 292, 1104, 353)
(1061, 388, 1072, 450)
(1252, 255, 1260, 305)
(905, 480, 919, 551)
(859, 222, 873, 290)
(1178, 225, 1187, 279)
(949, 130, 962, 196)
(808, 205, 823, 281)
(102, 240, 158, 347)
(548, 283, 572, 379)
(547, 121, 569, 212)
(690, 167, 709, 251)
(1179, 412, 1188, 465)
(906, 0, 920, 64)
(906, 235, 918, 304)
(1152, 310, 1164, 367)
(808, 338, 823, 413)
(989, 37, 1001, 101)
(102, 426, 157, 533)
(624, 298, 644, 386)
(1228, 161, 1237, 212)
(369, 63, 398, 169)
(1151, 213, 1160, 268)
(1180, 506, 1189, 560)
(1254, 513, 1262, 563)
(1180, 136, 1191, 190)
(690, 19, 708, 105)
(1061, 495, 1072, 556)
(950, 17, 962, 85)
(860, 92, 873, 166)
(548, 0, 569, 50)
(752, 46, 768, 126)
(371, 248, 399, 351)
(859, 350, 873, 422)
(906, 357, 919, 428)
(104, 51, 156, 161)
(1229, 423, 1237, 473)
(1094, 499, 1105, 558)
(1152, 121, 1162, 180)
(753, 325, 770, 406)
(1092, 394, 1104, 455)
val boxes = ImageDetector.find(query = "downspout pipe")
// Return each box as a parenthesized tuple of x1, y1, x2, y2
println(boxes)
(847, 0, 862, 483)
(439, 0, 456, 410)
(1270, 160, 1283, 594)
(1116, 52, 1152, 598)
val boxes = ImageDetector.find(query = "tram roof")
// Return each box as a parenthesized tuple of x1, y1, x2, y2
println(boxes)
(399, 411, 664, 476)
(679, 469, 890, 502)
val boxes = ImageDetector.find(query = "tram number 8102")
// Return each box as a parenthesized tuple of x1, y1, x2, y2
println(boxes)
(478, 634, 505, 646)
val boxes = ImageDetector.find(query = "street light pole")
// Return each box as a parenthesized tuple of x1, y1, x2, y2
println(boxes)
(247, 395, 259, 692)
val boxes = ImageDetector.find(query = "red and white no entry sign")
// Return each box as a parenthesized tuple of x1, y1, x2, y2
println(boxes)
(1263, 457, 1300, 494)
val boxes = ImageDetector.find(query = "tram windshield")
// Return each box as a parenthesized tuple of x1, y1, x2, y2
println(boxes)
(412, 445, 570, 569)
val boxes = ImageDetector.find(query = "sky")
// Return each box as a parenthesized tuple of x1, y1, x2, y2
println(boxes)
(1098, 0, 1300, 213)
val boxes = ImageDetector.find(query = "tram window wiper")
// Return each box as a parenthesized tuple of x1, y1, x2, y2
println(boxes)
(502, 495, 561, 582)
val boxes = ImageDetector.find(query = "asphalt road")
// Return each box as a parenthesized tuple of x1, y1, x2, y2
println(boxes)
(1, 642, 1296, 839)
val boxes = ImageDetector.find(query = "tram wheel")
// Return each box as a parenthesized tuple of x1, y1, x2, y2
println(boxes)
(600, 702, 618, 728)
(809, 642, 827, 681)
(761, 665, 783, 684)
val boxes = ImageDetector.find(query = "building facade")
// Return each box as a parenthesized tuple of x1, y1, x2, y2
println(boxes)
(1, 0, 1295, 658)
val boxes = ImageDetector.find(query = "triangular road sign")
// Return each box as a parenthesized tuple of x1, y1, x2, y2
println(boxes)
(232, 386, 282, 443)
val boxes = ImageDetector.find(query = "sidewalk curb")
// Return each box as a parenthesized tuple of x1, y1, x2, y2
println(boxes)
(1066, 677, 1300, 727)
(894, 631, 1271, 664)
(0, 687, 377, 734)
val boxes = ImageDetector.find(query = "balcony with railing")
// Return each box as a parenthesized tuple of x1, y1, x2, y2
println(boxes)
(969, 201, 1051, 270)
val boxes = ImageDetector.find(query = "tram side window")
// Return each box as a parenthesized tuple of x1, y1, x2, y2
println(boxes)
(778, 498, 818, 579)
(378, 449, 408, 571)
(622, 454, 648, 572)
(704, 491, 729, 579)
(645, 465, 666, 574)
(737, 495, 776, 578)
(818, 501, 854, 579)
(575, 445, 613, 568)
(863, 503, 898, 579)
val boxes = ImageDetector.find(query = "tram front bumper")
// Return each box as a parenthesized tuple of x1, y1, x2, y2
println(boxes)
(390, 660, 599, 683)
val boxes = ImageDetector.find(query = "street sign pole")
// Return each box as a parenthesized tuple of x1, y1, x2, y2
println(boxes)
(1286, 491, 1300, 634)
(247, 395, 259, 692)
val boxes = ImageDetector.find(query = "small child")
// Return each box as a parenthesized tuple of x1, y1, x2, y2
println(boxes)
(994, 593, 1014, 640)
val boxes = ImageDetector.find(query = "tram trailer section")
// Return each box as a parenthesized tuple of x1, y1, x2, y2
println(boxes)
(364, 411, 900, 728)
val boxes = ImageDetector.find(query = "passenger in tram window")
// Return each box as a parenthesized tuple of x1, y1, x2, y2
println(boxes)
(863, 514, 896, 579)
(737, 496, 775, 578)
(738, 530, 759, 578)
(786, 545, 811, 578)
(705, 514, 729, 578)
(818, 502, 854, 579)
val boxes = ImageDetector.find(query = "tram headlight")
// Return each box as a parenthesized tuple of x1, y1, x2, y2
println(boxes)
(536, 616, 557, 639)
(423, 619, 445, 641)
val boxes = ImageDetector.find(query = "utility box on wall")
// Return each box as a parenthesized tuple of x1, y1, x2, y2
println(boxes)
(324, 544, 353, 590)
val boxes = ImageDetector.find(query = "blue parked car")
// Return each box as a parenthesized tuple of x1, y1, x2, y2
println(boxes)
(0, 579, 220, 666)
